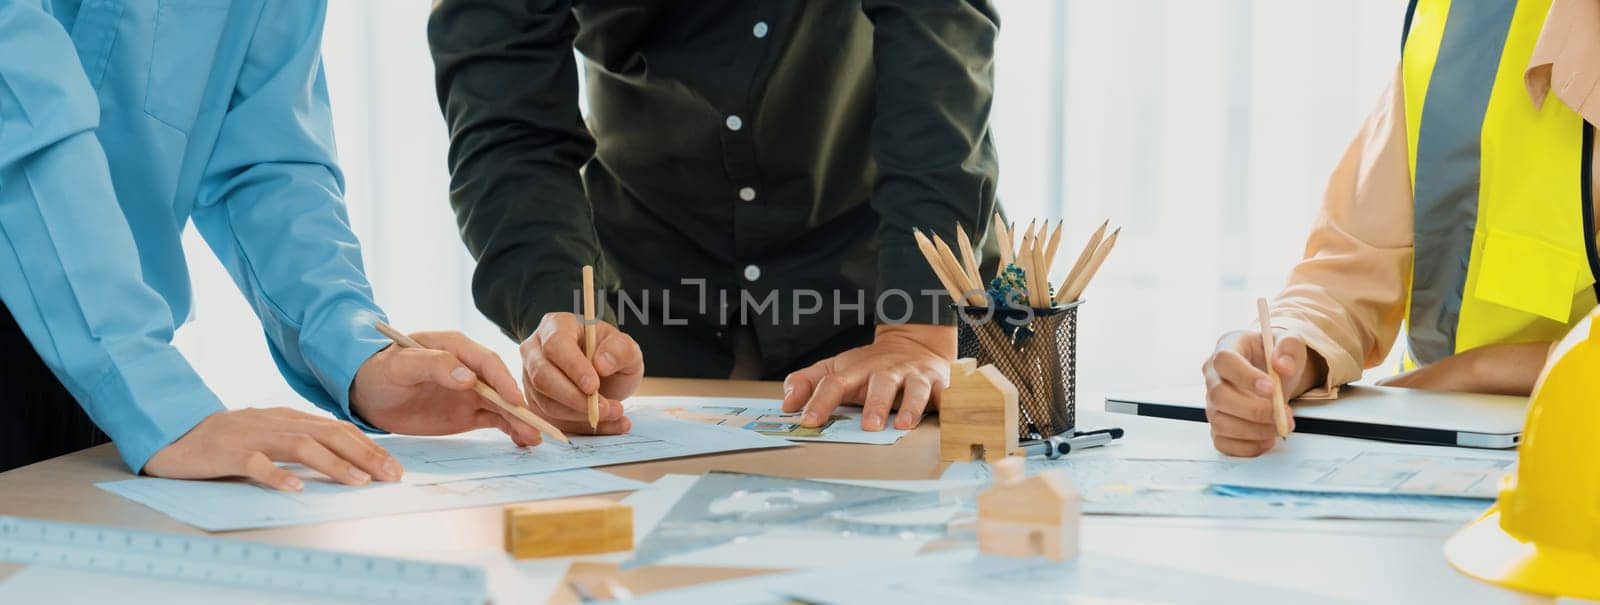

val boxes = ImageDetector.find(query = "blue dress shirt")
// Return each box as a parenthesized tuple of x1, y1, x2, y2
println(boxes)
(0, 0, 390, 472)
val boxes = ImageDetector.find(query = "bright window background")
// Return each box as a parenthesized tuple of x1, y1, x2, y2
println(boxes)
(174, 0, 1409, 412)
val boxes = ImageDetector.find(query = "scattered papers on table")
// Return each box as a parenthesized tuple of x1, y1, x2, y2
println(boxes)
(942, 457, 1489, 522)
(98, 469, 645, 532)
(626, 549, 1343, 605)
(624, 472, 958, 569)
(381, 412, 792, 485)
(96, 412, 789, 531)
(621, 475, 955, 570)
(1211, 451, 1513, 499)
(629, 396, 910, 445)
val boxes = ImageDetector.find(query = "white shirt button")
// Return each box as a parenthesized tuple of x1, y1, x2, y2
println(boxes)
(725, 115, 744, 131)
(738, 187, 757, 201)
(753, 22, 769, 38)
(743, 265, 761, 281)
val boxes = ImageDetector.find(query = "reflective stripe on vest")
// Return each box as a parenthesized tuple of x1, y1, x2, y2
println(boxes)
(1402, 0, 1598, 365)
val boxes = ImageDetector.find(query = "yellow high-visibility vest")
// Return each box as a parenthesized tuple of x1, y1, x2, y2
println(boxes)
(1401, 0, 1600, 365)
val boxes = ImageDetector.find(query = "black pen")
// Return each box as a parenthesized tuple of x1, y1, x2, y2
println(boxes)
(1019, 428, 1125, 459)
(1073, 427, 1125, 440)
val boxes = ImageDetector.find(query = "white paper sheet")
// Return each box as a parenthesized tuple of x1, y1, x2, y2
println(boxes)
(627, 396, 910, 445)
(627, 550, 1344, 605)
(1211, 450, 1513, 499)
(942, 457, 1489, 522)
(378, 413, 791, 485)
(98, 469, 646, 531)
(780, 550, 1347, 605)
(0, 565, 351, 605)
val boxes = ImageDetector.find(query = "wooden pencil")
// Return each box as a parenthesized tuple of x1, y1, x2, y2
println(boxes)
(993, 214, 1014, 275)
(1059, 227, 1118, 303)
(1031, 231, 1050, 308)
(374, 321, 570, 444)
(1016, 228, 1038, 308)
(1042, 220, 1065, 275)
(913, 228, 968, 305)
(1020, 221, 1040, 307)
(1008, 221, 1018, 274)
(932, 232, 984, 306)
(1256, 298, 1292, 439)
(1020, 220, 1037, 261)
(955, 223, 984, 292)
(582, 265, 599, 430)
(1060, 220, 1109, 298)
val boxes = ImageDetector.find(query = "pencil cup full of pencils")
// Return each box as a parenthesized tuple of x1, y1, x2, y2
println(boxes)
(914, 216, 1119, 441)
(957, 302, 1081, 440)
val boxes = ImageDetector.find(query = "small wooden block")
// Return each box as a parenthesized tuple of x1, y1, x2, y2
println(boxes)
(939, 358, 1020, 462)
(977, 461, 1081, 562)
(504, 498, 633, 559)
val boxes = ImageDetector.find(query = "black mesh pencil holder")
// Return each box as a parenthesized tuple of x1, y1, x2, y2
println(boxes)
(955, 301, 1080, 440)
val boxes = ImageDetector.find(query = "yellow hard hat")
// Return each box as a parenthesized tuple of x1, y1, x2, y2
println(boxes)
(1444, 308, 1600, 599)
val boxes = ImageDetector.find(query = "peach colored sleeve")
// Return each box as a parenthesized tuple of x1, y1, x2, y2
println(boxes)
(1271, 66, 1414, 397)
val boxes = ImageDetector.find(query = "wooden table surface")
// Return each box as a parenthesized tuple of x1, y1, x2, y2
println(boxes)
(0, 378, 1545, 603)
(0, 378, 942, 599)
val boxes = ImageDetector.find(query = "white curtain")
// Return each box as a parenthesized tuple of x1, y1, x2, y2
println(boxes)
(174, 0, 1408, 411)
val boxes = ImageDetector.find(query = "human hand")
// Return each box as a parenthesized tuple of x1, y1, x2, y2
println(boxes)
(144, 407, 401, 491)
(1200, 329, 1324, 457)
(351, 330, 544, 447)
(520, 312, 641, 435)
(780, 324, 956, 431)
(1376, 342, 1552, 396)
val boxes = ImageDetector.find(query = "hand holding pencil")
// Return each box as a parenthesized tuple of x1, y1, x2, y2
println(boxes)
(513, 268, 644, 436)
(352, 325, 552, 448)
(1198, 300, 1324, 457)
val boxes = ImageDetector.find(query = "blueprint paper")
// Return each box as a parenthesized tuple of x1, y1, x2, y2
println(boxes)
(1211, 450, 1512, 499)
(632, 530, 928, 571)
(620, 475, 936, 570)
(623, 472, 928, 569)
(98, 469, 646, 531)
(629, 396, 910, 445)
(631, 475, 980, 542)
(379, 413, 791, 485)
(942, 457, 1489, 522)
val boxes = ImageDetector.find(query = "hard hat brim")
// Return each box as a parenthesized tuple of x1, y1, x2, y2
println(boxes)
(1445, 508, 1600, 599)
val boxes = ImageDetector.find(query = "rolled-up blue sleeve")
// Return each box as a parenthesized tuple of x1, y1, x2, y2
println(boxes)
(190, 1, 389, 431)
(0, 4, 223, 472)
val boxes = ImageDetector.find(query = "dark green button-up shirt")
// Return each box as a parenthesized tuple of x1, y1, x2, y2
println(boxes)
(429, 0, 1001, 379)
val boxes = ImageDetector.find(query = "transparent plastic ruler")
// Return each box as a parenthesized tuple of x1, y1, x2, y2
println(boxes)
(0, 516, 487, 604)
